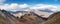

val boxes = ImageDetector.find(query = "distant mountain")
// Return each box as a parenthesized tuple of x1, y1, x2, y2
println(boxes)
(8, 11, 28, 14)
(9, 9, 52, 18)
(38, 9, 53, 13)
(8, 9, 54, 14)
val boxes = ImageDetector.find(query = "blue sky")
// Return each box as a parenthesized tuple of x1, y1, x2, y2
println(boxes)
(4, 0, 60, 5)
(0, 0, 60, 12)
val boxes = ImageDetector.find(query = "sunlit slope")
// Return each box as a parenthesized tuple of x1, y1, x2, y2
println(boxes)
(33, 9, 51, 18)
(44, 12, 60, 24)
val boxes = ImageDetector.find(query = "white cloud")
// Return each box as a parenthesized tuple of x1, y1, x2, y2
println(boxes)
(0, 4, 9, 10)
(19, 4, 29, 8)
(0, 0, 59, 12)
(0, 3, 60, 12)
(0, 3, 29, 11)
(30, 4, 60, 12)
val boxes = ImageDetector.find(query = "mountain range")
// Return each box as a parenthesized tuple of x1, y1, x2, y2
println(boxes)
(10, 9, 53, 18)
(0, 9, 60, 24)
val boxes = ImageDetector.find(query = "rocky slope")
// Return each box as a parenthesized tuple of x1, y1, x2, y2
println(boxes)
(44, 12, 60, 24)
(0, 15, 9, 24)
(0, 10, 60, 24)
(0, 10, 20, 24)
(19, 12, 44, 24)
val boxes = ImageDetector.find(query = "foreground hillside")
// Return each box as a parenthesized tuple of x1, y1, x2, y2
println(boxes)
(0, 10, 60, 24)
(44, 12, 60, 24)
(0, 10, 20, 24)
(0, 10, 44, 24)
(0, 15, 9, 24)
